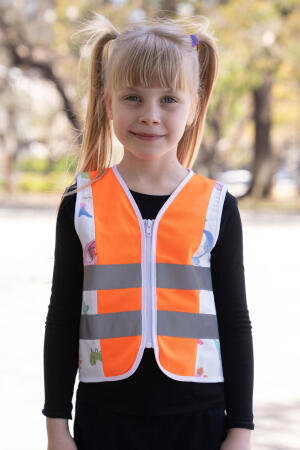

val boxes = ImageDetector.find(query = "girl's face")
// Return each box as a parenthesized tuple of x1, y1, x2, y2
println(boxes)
(104, 83, 198, 162)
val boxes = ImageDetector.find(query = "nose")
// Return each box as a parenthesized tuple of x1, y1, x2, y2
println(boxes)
(138, 103, 161, 125)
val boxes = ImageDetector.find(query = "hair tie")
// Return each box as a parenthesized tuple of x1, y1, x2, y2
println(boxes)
(190, 34, 198, 48)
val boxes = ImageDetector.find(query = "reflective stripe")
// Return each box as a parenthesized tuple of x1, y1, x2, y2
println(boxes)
(83, 264, 142, 290)
(157, 263, 212, 291)
(80, 311, 142, 339)
(80, 310, 218, 340)
(157, 311, 219, 339)
(83, 263, 212, 291)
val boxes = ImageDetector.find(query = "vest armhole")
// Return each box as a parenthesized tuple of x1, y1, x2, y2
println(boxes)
(212, 183, 228, 250)
(74, 173, 81, 235)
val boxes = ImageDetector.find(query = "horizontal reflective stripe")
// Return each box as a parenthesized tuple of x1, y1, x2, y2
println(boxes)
(83, 264, 142, 291)
(80, 311, 142, 339)
(157, 263, 212, 291)
(83, 263, 212, 291)
(157, 310, 219, 339)
(80, 310, 218, 340)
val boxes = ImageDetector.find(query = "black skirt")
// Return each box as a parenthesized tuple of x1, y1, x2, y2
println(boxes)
(73, 398, 228, 450)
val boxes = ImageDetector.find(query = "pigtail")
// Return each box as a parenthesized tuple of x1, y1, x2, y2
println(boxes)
(76, 31, 116, 173)
(177, 18, 219, 169)
(60, 14, 120, 205)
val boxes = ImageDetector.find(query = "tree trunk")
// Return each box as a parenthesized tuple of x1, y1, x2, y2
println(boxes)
(249, 71, 275, 199)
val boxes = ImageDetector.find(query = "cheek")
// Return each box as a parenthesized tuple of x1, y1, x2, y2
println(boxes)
(167, 119, 186, 137)
(114, 115, 129, 133)
(112, 118, 132, 144)
(166, 118, 188, 142)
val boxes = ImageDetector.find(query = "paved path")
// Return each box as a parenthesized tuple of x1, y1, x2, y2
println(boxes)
(0, 203, 299, 449)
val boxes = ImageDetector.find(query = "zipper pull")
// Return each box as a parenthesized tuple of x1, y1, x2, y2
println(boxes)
(146, 219, 152, 236)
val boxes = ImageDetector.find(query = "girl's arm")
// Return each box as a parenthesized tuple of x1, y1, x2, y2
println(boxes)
(42, 184, 83, 421)
(211, 193, 254, 433)
(46, 417, 68, 435)
(46, 418, 77, 449)
(221, 428, 252, 450)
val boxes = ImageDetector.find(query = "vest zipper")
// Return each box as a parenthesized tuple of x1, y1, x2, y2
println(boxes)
(144, 219, 154, 348)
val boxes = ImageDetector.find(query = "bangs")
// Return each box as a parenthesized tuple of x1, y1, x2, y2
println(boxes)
(106, 33, 192, 94)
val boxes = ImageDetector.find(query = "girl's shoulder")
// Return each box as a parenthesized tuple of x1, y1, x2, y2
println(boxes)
(211, 191, 242, 256)
(220, 191, 240, 227)
(223, 190, 238, 210)
(57, 182, 77, 219)
(64, 182, 77, 194)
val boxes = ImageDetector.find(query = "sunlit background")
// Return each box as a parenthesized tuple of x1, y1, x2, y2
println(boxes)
(0, 1, 299, 449)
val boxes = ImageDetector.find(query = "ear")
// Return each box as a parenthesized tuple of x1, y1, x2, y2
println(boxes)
(104, 90, 113, 120)
(186, 94, 199, 126)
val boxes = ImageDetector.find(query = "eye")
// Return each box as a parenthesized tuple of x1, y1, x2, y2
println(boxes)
(163, 96, 177, 104)
(124, 95, 177, 103)
(125, 95, 139, 102)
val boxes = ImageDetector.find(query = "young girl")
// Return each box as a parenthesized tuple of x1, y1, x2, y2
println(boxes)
(42, 13, 254, 450)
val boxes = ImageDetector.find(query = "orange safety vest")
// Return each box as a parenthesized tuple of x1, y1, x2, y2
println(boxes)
(74, 164, 228, 383)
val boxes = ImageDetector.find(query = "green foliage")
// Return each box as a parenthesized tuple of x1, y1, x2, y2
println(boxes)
(16, 157, 49, 173)
(16, 155, 77, 174)
(17, 171, 74, 193)
(15, 155, 76, 192)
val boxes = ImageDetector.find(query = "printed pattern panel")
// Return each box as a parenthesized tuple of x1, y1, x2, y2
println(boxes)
(194, 338, 223, 378)
(198, 290, 216, 315)
(78, 339, 104, 378)
(192, 180, 225, 268)
(192, 180, 227, 381)
(81, 290, 98, 315)
(75, 172, 104, 379)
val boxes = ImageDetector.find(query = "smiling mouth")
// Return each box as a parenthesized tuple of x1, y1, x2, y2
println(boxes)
(130, 131, 165, 137)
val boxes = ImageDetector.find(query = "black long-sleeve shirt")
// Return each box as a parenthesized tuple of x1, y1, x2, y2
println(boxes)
(42, 183, 254, 431)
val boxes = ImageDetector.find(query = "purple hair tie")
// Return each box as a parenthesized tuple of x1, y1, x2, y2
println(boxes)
(190, 34, 198, 48)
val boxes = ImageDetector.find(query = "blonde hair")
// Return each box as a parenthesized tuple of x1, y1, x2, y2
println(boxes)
(61, 12, 219, 205)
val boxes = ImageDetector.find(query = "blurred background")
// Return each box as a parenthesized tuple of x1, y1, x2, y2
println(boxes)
(0, 0, 299, 449)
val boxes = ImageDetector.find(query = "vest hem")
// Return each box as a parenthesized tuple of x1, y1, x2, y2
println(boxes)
(78, 373, 225, 383)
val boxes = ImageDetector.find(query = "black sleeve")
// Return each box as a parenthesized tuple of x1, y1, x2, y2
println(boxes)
(42, 184, 83, 419)
(211, 192, 255, 430)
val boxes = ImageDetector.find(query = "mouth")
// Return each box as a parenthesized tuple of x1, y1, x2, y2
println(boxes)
(130, 131, 165, 140)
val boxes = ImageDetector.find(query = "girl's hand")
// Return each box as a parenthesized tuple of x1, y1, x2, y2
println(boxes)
(220, 428, 252, 450)
(47, 433, 78, 450)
